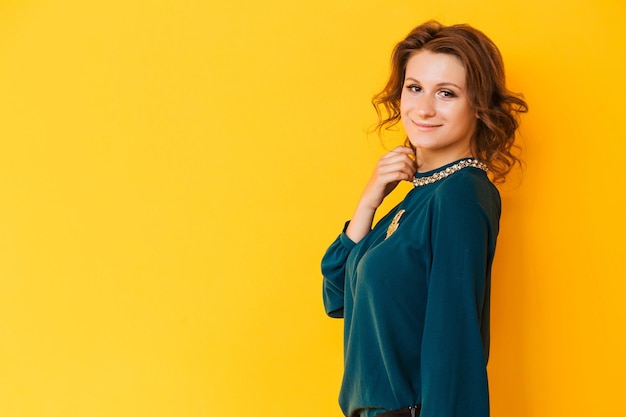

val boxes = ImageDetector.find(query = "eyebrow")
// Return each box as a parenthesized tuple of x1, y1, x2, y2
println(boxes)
(404, 77, 463, 90)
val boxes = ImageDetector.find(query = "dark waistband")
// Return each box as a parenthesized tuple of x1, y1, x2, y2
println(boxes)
(377, 405, 421, 417)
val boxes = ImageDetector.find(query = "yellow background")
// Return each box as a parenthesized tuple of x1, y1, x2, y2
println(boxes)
(0, 0, 624, 416)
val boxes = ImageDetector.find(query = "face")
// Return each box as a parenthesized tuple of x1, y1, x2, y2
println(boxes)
(400, 50, 478, 169)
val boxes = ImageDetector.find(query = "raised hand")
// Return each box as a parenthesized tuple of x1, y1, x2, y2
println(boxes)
(345, 146, 417, 243)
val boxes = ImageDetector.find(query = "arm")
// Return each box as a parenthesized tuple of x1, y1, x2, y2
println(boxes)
(345, 146, 417, 243)
(420, 179, 500, 417)
(322, 146, 417, 317)
(321, 224, 356, 318)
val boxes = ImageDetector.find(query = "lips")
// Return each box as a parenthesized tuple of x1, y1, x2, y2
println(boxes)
(412, 120, 442, 130)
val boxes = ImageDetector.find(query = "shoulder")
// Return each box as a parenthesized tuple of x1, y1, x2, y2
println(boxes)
(432, 169, 501, 212)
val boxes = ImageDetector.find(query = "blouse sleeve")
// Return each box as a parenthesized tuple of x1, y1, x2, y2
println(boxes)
(420, 180, 500, 417)
(321, 222, 357, 319)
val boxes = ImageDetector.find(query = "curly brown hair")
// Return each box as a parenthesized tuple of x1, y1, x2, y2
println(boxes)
(373, 21, 528, 184)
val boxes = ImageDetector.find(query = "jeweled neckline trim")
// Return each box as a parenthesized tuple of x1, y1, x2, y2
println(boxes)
(412, 158, 488, 187)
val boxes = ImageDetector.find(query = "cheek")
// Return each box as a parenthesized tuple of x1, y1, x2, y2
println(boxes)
(450, 106, 476, 126)
(399, 95, 408, 114)
(400, 113, 410, 130)
(460, 112, 478, 135)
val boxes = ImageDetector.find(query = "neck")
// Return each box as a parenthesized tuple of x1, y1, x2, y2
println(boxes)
(416, 152, 474, 173)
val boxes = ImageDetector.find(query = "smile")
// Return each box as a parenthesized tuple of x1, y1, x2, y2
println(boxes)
(412, 120, 442, 130)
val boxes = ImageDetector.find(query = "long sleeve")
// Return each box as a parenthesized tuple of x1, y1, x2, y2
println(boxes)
(321, 223, 357, 318)
(419, 180, 500, 417)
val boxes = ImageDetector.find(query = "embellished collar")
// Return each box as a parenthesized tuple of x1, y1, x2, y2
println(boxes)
(412, 158, 487, 187)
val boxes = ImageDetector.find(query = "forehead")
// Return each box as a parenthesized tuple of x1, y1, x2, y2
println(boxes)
(405, 50, 466, 86)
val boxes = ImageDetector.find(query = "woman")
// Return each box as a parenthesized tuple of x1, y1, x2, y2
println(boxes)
(321, 21, 527, 417)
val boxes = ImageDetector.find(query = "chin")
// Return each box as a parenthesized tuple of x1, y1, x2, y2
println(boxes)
(408, 139, 436, 149)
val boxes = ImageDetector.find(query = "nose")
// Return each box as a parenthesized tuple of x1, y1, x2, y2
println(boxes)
(415, 95, 436, 118)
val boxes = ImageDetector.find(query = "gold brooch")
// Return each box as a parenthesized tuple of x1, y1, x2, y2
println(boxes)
(386, 209, 405, 239)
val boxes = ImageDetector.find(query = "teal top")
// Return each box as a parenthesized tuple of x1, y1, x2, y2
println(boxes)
(321, 159, 501, 417)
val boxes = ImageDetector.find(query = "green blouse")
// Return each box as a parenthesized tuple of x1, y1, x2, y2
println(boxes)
(321, 159, 501, 417)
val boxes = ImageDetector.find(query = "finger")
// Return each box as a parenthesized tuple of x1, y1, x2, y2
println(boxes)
(381, 146, 414, 160)
(390, 146, 415, 154)
(376, 162, 417, 180)
(377, 170, 414, 184)
(378, 154, 418, 171)
(377, 149, 410, 164)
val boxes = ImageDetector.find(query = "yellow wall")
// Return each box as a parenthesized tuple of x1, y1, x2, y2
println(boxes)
(0, 0, 624, 416)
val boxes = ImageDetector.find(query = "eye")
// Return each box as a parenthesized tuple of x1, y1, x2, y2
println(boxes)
(405, 84, 421, 93)
(438, 90, 457, 99)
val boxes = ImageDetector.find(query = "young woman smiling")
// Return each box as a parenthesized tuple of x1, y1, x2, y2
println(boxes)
(321, 21, 528, 417)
